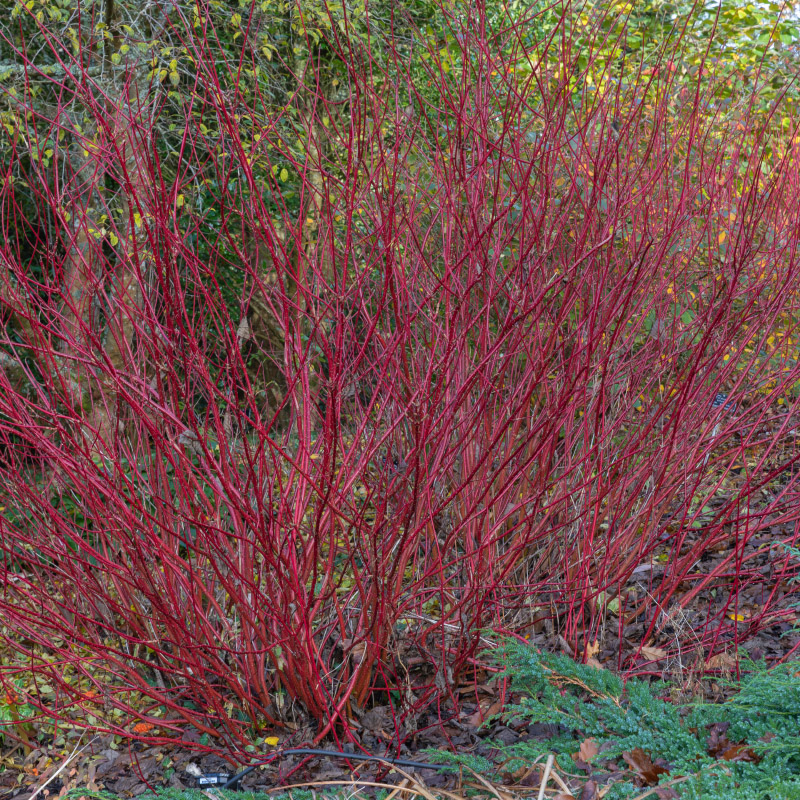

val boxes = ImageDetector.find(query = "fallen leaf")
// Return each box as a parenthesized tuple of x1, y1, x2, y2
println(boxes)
(705, 725, 760, 762)
(719, 744, 761, 763)
(517, 767, 544, 787)
(557, 635, 575, 656)
(705, 652, 736, 670)
(553, 795, 576, 800)
(640, 646, 668, 661)
(579, 780, 598, 800)
(586, 657, 606, 670)
(579, 738, 600, 762)
(622, 748, 670, 786)
(86, 761, 99, 793)
(584, 639, 600, 659)
(465, 698, 503, 727)
(706, 722, 731, 756)
(132, 722, 154, 734)
(654, 789, 680, 799)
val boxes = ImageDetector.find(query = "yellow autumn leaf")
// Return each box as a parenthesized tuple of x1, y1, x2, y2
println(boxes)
(265, 736, 279, 746)
(728, 613, 746, 622)
(280, 168, 288, 181)
(719, 231, 727, 244)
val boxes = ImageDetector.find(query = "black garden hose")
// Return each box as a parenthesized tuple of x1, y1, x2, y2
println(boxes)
(220, 747, 455, 790)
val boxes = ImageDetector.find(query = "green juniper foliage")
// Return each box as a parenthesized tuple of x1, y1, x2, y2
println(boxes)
(430, 640, 800, 799)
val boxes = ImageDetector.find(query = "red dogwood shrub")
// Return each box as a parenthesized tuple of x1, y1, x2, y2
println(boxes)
(0, 0, 799, 757)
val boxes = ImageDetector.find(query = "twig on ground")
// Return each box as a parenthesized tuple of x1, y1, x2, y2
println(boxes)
(262, 779, 466, 799)
(536, 755, 555, 800)
(466, 766, 515, 800)
(629, 775, 692, 800)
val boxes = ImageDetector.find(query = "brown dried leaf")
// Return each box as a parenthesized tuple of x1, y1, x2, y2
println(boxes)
(705, 652, 736, 670)
(517, 767, 544, 787)
(579, 738, 600, 762)
(719, 744, 761, 763)
(706, 723, 731, 757)
(622, 748, 670, 786)
(465, 697, 503, 728)
(558, 635, 575, 656)
(654, 789, 680, 799)
(640, 646, 668, 661)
